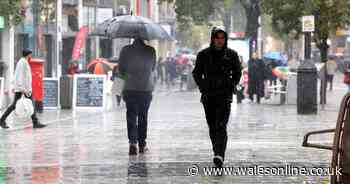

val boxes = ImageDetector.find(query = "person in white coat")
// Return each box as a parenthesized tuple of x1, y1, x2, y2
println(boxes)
(0, 49, 46, 129)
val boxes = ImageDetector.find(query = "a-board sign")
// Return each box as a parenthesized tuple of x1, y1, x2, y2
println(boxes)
(73, 74, 106, 109)
(43, 78, 59, 108)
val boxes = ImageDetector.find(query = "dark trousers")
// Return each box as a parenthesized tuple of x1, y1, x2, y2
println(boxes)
(180, 74, 187, 90)
(0, 92, 38, 123)
(123, 91, 152, 146)
(326, 74, 334, 91)
(202, 98, 231, 159)
(236, 86, 245, 104)
(116, 95, 122, 106)
(157, 70, 164, 85)
(249, 94, 261, 103)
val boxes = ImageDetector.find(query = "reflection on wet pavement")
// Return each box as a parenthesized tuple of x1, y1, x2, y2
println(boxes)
(0, 82, 346, 183)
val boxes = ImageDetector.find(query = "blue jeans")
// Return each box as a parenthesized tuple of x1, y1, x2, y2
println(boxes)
(347, 84, 350, 92)
(123, 91, 152, 146)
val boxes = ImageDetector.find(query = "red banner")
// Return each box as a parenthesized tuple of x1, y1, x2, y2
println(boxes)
(147, 0, 151, 18)
(72, 26, 89, 61)
(135, 0, 140, 16)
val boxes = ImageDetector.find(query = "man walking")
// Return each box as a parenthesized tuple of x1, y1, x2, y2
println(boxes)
(248, 52, 266, 104)
(192, 27, 242, 167)
(119, 38, 156, 155)
(326, 56, 337, 91)
(0, 49, 46, 129)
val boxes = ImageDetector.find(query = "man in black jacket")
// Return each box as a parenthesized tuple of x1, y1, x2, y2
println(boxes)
(192, 27, 242, 167)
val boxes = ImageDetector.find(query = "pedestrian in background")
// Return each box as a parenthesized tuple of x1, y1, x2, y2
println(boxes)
(177, 57, 189, 91)
(0, 49, 46, 129)
(165, 56, 176, 89)
(326, 57, 337, 91)
(119, 38, 156, 155)
(248, 52, 266, 104)
(236, 56, 246, 104)
(343, 64, 350, 92)
(193, 27, 242, 168)
(68, 61, 81, 75)
(157, 57, 165, 85)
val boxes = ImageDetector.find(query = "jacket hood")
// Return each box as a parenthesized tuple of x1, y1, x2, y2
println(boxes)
(210, 27, 228, 49)
(133, 38, 146, 46)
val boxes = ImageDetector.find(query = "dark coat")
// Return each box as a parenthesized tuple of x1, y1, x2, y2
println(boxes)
(119, 39, 156, 92)
(248, 58, 266, 97)
(192, 28, 242, 102)
(165, 58, 177, 79)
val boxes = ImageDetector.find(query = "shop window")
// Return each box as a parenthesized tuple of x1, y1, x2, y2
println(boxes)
(83, 6, 96, 31)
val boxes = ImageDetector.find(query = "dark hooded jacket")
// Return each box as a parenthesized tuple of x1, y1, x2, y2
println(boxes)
(192, 28, 242, 102)
(119, 39, 156, 92)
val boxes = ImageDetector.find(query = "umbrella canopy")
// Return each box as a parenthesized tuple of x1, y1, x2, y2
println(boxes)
(182, 54, 196, 61)
(272, 66, 289, 78)
(176, 48, 194, 55)
(87, 58, 116, 75)
(263, 52, 287, 66)
(95, 15, 172, 40)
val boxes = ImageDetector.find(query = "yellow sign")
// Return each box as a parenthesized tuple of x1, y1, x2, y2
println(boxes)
(336, 27, 346, 36)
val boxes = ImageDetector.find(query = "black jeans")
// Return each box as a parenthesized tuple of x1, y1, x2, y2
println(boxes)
(249, 94, 261, 103)
(0, 92, 38, 123)
(116, 95, 122, 105)
(202, 96, 231, 159)
(236, 86, 245, 104)
(326, 74, 334, 91)
(123, 91, 152, 146)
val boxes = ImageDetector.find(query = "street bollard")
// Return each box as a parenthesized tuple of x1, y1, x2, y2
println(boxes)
(297, 59, 317, 114)
(59, 75, 73, 109)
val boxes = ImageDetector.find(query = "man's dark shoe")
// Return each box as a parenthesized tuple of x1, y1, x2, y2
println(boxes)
(139, 145, 149, 153)
(213, 155, 224, 168)
(0, 120, 9, 129)
(129, 144, 137, 155)
(33, 122, 46, 129)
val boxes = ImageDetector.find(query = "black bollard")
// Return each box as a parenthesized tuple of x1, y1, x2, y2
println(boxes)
(297, 59, 318, 114)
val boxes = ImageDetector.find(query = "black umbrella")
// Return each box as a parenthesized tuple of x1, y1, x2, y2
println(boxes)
(95, 15, 172, 40)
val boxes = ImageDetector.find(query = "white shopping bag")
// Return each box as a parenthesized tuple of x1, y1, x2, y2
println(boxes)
(15, 95, 34, 119)
(112, 77, 125, 96)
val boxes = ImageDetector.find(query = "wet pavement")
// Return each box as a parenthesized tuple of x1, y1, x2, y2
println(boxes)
(0, 74, 347, 184)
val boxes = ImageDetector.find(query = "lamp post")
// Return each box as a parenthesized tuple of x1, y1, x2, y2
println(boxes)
(297, 16, 317, 114)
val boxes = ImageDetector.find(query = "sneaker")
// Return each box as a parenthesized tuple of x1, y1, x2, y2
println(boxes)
(213, 155, 224, 168)
(33, 122, 46, 129)
(129, 144, 137, 155)
(0, 120, 9, 129)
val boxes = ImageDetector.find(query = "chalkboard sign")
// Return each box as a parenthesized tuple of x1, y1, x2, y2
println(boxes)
(73, 75, 106, 109)
(43, 78, 59, 108)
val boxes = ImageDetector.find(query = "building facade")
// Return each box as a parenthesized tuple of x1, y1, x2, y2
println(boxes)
(0, 0, 177, 101)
